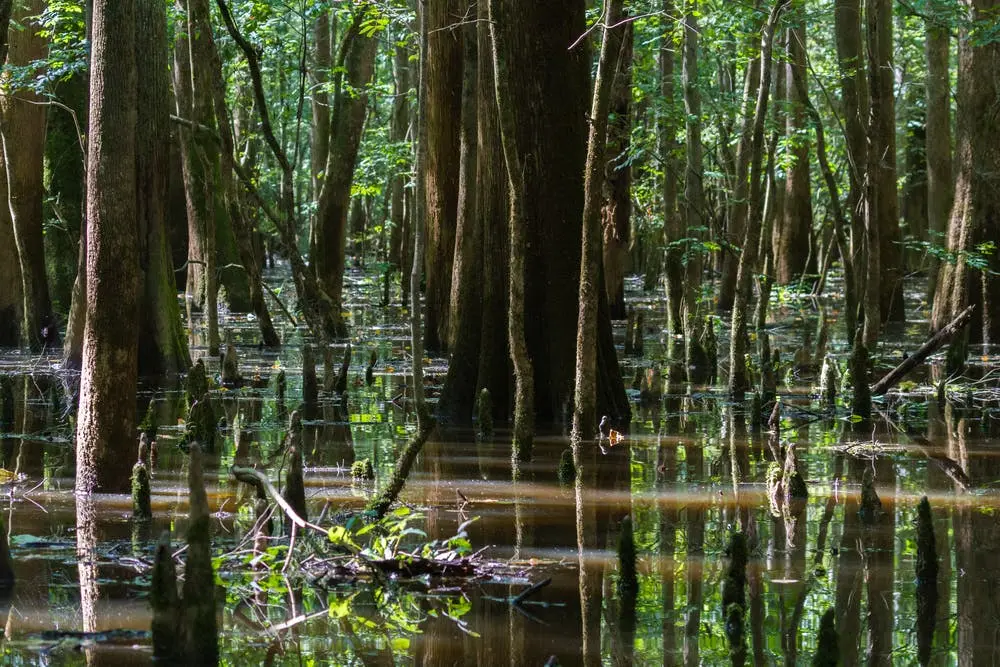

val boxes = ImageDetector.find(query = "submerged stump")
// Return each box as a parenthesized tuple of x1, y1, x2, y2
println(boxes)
(185, 358, 208, 408)
(915, 496, 938, 666)
(812, 607, 838, 667)
(186, 392, 217, 452)
(151, 530, 181, 662)
(558, 448, 576, 485)
(274, 369, 287, 422)
(221, 344, 241, 387)
(301, 344, 318, 419)
(475, 388, 493, 440)
(183, 444, 218, 665)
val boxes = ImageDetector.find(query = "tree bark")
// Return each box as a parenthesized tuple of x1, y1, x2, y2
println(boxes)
(660, 0, 682, 337)
(867, 0, 904, 324)
(728, 0, 788, 398)
(423, 0, 464, 353)
(439, 9, 481, 423)
(0, 0, 54, 352)
(834, 0, 870, 338)
(76, 0, 139, 493)
(573, 0, 624, 441)
(681, 0, 709, 382)
(931, 0, 1000, 347)
(602, 18, 632, 320)
(774, 0, 812, 284)
(310, 9, 331, 195)
(924, 1, 952, 303)
(313, 13, 378, 334)
(388, 34, 412, 281)
(137, 0, 189, 375)
(0, 149, 20, 347)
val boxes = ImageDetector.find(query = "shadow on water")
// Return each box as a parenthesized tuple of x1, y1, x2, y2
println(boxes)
(0, 273, 999, 664)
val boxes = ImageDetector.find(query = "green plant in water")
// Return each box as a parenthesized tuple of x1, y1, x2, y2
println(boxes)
(351, 458, 375, 481)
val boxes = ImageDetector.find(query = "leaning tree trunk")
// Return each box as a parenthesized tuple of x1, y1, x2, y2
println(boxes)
(774, 0, 812, 285)
(867, 0, 904, 325)
(924, 1, 952, 304)
(574, 0, 624, 442)
(728, 0, 787, 399)
(423, 0, 464, 353)
(313, 13, 378, 336)
(76, 0, 139, 493)
(931, 0, 1000, 348)
(136, 0, 189, 376)
(0, 0, 54, 352)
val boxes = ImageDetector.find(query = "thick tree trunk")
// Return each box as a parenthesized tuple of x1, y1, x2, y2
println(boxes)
(388, 37, 412, 279)
(313, 14, 378, 335)
(728, 0, 787, 398)
(574, 0, 623, 442)
(602, 19, 632, 320)
(1, 0, 54, 352)
(0, 151, 20, 347)
(924, 3, 952, 303)
(311, 10, 331, 195)
(439, 11, 481, 423)
(423, 0, 464, 353)
(137, 0, 189, 375)
(76, 0, 139, 493)
(474, 5, 511, 424)
(867, 0, 904, 324)
(932, 0, 1000, 347)
(774, 0, 812, 284)
(491, 0, 626, 428)
(834, 0, 870, 337)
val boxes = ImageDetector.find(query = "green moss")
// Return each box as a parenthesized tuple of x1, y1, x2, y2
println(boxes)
(351, 458, 375, 481)
(557, 448, 576, 485)
(132, 461, 152, 521)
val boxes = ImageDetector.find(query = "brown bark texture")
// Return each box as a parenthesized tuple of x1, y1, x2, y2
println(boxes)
(313, 12, 378, 333)
(660, 0, 683, 336)
(774, 1, 812, 284)
(924, 2, 952, 302)
(76, 0, 139, 493)
(602, 20, 632, 320)
(423, 0, 464, 353)
(1, 0, 54, 352)
(931, 0, 1000, 346)
(0, 149, 21, 346)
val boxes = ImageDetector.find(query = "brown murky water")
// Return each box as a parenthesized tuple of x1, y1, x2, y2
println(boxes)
(1, 273, 998, 665)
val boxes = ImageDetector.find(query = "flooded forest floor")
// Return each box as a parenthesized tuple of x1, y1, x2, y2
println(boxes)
(1, 266, 999, 665)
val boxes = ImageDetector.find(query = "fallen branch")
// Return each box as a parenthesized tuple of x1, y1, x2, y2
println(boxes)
(512, 577, 551, 606)
(871, 304, 976, 396)
(230, 466, 330, 538)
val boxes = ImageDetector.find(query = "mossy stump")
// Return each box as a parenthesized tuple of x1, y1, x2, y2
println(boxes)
(186, 391, 217, 453)
(183, 444, 218, 665)
(351, 458, 375, 482)
(185, 358, 208, 408)
(221, 344, 241, 387)
(151, 530, 180, 662)
(858, 468, 883, 524)
(132, 460, 152, 522)
(274, 369, 287, 422)
(819, 355, 838, 407)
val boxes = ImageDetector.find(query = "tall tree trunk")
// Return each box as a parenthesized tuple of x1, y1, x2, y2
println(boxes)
(0, 150, 21, 347)
(660, 0, 682, 337)
(717, 18, 764, 313)
(313, 13, 378, 336)
(1, 0, 54, 352)
(423, 0, 464, 353)
(388, 35, 412, 281)
(137, 0, 189, 375)
(728, 0, 787, 398)
(681, 0, 709, 382)
(774, 0, 812, 284)
(474, 4, 511, 424)
(602, 19, 632, 320)
(439, 9, 481, 423)
(924, 1, 952, 303)
(76, 0, 139, 493)
(931, 0, 1000, 347)
(574, 0, 623, 441)
(173, 0, 220, 354)
(834, 0, 870, 338)
(867, 0, 904, 324)
(491, 0, 626, 428)
(311, 10, 331, 195)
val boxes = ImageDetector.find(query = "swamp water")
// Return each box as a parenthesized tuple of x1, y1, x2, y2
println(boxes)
(0, 273, 998, 665)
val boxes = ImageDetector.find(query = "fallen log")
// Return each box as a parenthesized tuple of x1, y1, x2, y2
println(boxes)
(871, 304, 975, 396)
